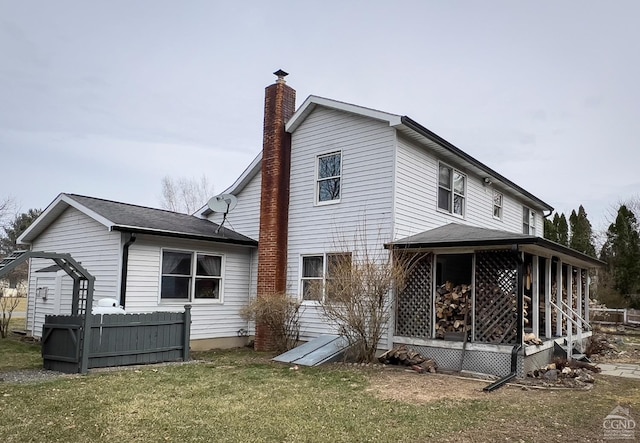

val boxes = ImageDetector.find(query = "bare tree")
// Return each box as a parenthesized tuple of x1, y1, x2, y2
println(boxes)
(0, 196, 15, 228)
(309, 231, 409, 363)
(0, 289, 20, 338)
(160, 175, 215, 214)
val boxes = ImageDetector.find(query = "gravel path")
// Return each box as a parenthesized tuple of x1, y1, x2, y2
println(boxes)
(0, 360, 203, 385)
(0, 369, 78, 384)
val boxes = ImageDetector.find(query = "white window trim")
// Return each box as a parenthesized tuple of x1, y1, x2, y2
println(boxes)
(493, 190, 504, 220)
(159, 248, 225, 304)
(299, 252, 351, 303)
(315, 151, 342, 206)
(523, 207, 536, 235)
(436, 162, 466, 218)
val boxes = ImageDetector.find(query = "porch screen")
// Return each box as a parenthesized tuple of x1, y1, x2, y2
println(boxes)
(395, 253, 432, 338)
(475, 251, 518, 344)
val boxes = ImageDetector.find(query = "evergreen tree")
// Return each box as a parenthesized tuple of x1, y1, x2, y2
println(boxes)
(557, 213, 569, 246)
(569, 205, 596, 257)
(544, 217, 558, 242)
(0, 208, 42, 288)
(600, 205, 640, 296)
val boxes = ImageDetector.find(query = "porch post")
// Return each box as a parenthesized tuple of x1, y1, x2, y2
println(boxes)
(567, 265, 573, 360)
(576, 269, 583, 334)
(471, 253, 476, 342)
(556, 260, 563, 337)
(532, 256, 539, 337)
(545, 258, 552, 339)
(585, 274, 590, 324)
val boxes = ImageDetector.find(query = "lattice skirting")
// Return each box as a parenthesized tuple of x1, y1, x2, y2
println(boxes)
(402, 343, 524, 377)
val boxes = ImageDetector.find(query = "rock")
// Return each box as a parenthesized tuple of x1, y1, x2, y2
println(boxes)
(543, 369, 559, 381)
(577, 372, 594, 383)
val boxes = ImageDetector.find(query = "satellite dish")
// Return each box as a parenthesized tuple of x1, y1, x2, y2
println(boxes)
(207, 194, 238, 213)
(208, 194, 238, 233)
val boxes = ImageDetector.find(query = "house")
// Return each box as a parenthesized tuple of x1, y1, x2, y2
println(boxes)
(17, 193, 256, 350)
(203, 71, 602, 377)
(19, 71, 601, 377)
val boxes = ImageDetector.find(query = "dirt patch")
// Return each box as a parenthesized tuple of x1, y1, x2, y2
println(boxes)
(367, 369, 489, 404)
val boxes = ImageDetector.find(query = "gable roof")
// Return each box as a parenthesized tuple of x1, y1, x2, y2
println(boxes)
(19, 193, 257, 247)
(386, 223, 603, 268)
(211, 95, 552, 214)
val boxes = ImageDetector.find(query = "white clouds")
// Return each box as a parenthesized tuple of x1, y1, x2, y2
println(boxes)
(0, 0, 638, 235)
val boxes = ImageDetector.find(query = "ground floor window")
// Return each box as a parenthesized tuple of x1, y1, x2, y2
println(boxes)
(300, 252, 352, 301)
(161, 250, 223, 301)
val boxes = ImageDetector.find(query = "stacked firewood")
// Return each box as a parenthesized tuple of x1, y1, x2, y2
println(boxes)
(435, 282, 471, 339)
(475, 281, 531, 343)
(378, 346, 437, 373)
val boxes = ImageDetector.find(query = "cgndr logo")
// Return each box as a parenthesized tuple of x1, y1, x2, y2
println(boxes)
(603, 406, 636, 440)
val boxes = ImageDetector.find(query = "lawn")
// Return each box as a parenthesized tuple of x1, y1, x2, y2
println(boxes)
(0, 339, 639, 442)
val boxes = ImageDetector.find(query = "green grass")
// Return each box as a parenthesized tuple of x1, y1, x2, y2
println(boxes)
(0, 319, 41, 371)
(1, 345, 639, 442)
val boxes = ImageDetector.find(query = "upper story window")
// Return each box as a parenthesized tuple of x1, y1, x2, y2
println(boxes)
(493, 191, 503, 219)
(161, 250, 223, 301)
(301, 252, 352, 301)
(438, 163, 466, 216)
(316, 152, 341, 204)
(523, 207, 536, 235)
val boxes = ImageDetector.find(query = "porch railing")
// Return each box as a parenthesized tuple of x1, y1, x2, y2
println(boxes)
(548, 300, 591, 360)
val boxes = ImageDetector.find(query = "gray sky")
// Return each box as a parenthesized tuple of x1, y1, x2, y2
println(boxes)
(2, 1, 638, 239)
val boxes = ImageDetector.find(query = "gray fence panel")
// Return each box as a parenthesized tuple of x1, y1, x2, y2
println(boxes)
(42, 315, 83, 373)
(43, 308, 190, 373)
(87, 312, 186, 369)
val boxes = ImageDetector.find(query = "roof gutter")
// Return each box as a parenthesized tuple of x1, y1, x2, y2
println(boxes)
(400, 116, 554, 212)
(385, 237, 604, 267)
(111, 226, 257, 247)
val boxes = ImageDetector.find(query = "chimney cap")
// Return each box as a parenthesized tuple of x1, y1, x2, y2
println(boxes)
(273, 69, 289, 83)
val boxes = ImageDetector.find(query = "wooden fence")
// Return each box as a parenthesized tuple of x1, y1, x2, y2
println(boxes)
(590, 307, 640, 325)
(42, 306, 191, 373)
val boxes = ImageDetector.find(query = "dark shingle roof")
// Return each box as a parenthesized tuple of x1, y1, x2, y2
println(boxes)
(66, 194, 257, 246)
(386, 223, 603, 267)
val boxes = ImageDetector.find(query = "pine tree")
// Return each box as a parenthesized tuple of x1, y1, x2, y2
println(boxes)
(557, 213, 569, 246)
(600, 205, 640, 296)
(569, 205, 596, 257)
(0, 208, 42, 288)
(544, 216, 558, 242)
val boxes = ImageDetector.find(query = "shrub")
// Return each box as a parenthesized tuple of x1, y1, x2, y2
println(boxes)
(241, 293, 302, 352)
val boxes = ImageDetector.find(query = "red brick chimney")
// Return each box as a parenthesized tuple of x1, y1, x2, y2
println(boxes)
(255, 70, 296, 351)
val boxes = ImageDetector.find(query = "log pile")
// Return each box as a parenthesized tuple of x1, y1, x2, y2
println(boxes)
(378, 346, 437, 373)
(527, 358, 599, 387)
(435, 282, 471, 339)
(475, 281, 523, 343)
(524, 332, 543, 345)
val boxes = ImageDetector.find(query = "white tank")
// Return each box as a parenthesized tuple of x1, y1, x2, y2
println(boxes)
(92, 298, 126, 314)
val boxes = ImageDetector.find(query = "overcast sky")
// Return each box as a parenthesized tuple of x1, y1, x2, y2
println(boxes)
(1, 1, 638, 239)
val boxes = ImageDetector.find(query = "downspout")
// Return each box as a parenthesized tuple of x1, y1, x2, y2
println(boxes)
(483, 246, 524, 392)
(119, 233, 136, 309)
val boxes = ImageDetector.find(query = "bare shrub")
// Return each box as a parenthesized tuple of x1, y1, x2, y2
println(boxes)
(310, 244, 408, 363)
(241, 293, 302, 352)
(0, 289, 20, 338)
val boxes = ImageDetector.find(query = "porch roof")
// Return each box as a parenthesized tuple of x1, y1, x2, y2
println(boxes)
(385, 223, 604, 268)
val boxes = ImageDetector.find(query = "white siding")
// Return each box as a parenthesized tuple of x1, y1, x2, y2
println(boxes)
(209, 169, 262, 241)
(394, 135, 541, 239)
(26, 207, 121, 337)
(287, 107, 396, 343)
(125, 235, 253, 340)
